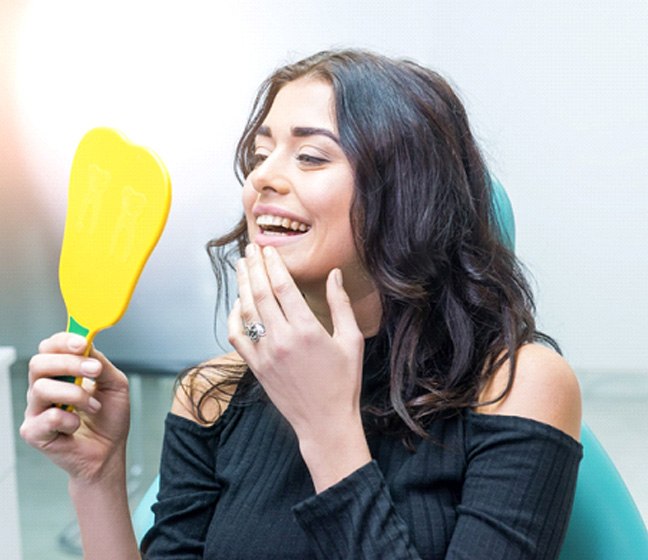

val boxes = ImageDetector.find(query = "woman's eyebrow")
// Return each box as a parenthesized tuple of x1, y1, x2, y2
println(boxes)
(255, 125, 340, 145)
(256, 125, 272, 138)
(291, 127, 340, 145)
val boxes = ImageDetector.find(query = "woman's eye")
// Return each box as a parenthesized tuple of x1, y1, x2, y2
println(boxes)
(252, 153, 267, 168)
(297, 153, 328, 166)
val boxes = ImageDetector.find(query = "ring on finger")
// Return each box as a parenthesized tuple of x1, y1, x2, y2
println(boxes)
(243, 321, 267, 343)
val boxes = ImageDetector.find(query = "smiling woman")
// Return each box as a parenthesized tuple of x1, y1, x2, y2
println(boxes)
(242, 78, 367, 296)
(21, 49, 582, 560)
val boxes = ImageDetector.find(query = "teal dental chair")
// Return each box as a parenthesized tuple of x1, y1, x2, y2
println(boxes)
(132, 179, 648, 558)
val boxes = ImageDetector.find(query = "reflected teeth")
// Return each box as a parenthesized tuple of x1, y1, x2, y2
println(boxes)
(256, 214, 310, 232)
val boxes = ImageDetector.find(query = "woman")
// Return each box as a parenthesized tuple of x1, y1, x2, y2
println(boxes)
(21, 49, 582, 559)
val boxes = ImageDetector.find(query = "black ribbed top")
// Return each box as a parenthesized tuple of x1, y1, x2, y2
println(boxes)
(141, 340, 582, 559)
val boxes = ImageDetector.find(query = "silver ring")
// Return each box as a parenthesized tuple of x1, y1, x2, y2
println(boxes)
(243, 321, 266, 343)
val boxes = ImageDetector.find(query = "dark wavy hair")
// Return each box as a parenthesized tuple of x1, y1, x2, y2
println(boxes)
(183, 49, 557, 438)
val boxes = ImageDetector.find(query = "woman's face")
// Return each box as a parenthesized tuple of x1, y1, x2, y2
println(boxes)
(242, 77, 370, 296)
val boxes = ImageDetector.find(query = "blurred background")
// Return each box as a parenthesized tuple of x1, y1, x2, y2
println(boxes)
(1, 1, 646, 558)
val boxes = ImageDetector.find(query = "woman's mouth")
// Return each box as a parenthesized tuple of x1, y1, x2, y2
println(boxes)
(256, 214, 311, 236)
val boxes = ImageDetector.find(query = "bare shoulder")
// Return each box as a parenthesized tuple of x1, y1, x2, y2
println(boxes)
(476, 344, 582, 440)
(171, 351, 245, 425)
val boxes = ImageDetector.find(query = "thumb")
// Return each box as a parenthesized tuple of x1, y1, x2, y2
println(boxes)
(89, 346, 128, 391)
(326, 269, 361, 339)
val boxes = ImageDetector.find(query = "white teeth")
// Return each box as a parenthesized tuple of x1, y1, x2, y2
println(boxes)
(256, 214, 310, 233)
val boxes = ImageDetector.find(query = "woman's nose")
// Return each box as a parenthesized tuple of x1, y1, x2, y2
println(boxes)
(250, 154, 291, 195)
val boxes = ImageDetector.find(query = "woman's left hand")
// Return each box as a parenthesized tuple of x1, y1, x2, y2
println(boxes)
(228, 244, 371, 490)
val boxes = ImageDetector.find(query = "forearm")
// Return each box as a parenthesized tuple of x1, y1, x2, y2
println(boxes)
(68, 450, 140, 560)
(297, 415, 372, 494)
(293, 461, 422, 560)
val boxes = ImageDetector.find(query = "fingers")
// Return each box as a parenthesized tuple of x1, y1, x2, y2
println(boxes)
(20, 406, 81, 449)
(22, 334, 103, 450)
(236, 256, 264, 328)
(262, 246, 313, 323)
(26, 376, 102, 417)
(230, 243, 305, 357)
(227, 298, 248, 352)
(232, 244, 362, 355)
(86, 345, 128, 392)
(38, 331, 89, 355)
(238, 244, 313, 324)
(326, 269, 363, 341)
(239, 244, 285, 327)
(29, 352, 102, 386)
(36, 331, 126, 388)
(25, 331, 113, 418)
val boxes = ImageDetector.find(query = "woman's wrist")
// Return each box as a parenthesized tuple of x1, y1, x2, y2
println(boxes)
(68, 443, 128, 494)
(68, 446, 139, 560)
(297, 418, 372, 493)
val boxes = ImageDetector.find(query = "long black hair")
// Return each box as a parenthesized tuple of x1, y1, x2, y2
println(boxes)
(184, 49, 557, 438)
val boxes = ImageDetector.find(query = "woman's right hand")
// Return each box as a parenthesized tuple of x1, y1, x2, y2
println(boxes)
(20, 332, 131, 483)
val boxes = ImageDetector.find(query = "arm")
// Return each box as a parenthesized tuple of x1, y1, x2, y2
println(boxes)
(230, 246, 419, 558)
(474, 343, 582, 441)
(441, 344, 583, 558)
(20, 333, 139, 560)
(231, 246, 582, 558)
(140, 363, 234, 558)
(293, 461, 423, 559)
(70, 460, 138, 560)
(229, 244, 373, 492)
(445, 412, 582, 559)
(294, 345, 582, 559)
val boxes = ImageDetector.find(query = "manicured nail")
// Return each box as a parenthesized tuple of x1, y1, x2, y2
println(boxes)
(246, 243, 257, 257)
(335, 268, 343, 287)
(68, 335, 86, 352)
(88, 397, 102, 413)
(80, 359, 101, 376)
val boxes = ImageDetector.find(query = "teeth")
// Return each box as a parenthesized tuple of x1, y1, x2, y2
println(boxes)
(256, 214, 310, 233)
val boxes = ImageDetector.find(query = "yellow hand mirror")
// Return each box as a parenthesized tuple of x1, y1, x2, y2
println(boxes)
(58, 128, 171, 397)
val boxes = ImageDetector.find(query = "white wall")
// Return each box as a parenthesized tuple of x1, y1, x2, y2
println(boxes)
(1, 0, 646, 373)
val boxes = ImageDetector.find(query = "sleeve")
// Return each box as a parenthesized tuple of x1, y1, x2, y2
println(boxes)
(292, 413, 582, 560)
(292, 460, 422, 559)
(446, 413, 582, 559)
(140, 412, 227, 559)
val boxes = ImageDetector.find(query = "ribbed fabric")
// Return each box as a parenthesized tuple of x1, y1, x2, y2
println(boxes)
(141, 343, 582, 559)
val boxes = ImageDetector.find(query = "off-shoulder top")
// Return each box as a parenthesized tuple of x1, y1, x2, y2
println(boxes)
(141, 338, 582, 559)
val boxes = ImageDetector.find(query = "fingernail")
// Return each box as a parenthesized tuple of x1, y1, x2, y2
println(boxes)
(80, 360, 100, 376)
(68, 335, 86, 352)
(335, 268, 343, 287)
(246, 243, 257, 257)
(88, 397, 102, 413)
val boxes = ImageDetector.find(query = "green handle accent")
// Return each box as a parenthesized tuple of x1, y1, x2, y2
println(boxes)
(67, 315, 90, 337)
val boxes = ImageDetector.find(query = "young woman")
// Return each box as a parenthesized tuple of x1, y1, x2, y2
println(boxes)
(21, 49, 582, 559)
